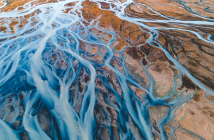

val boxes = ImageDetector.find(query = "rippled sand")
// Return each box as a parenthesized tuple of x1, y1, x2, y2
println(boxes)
(0, 0, 214, 139)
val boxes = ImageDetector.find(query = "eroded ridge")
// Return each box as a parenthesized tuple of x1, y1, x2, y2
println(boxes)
(0, 0, 214, 139)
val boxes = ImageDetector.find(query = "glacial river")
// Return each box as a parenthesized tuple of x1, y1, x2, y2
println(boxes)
(0, 0, 214, 139)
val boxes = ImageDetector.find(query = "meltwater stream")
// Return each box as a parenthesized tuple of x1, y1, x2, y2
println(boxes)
(0, 0, 214, 139)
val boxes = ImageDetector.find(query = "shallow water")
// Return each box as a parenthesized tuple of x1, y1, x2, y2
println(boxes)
(0, 0, 214, 139)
